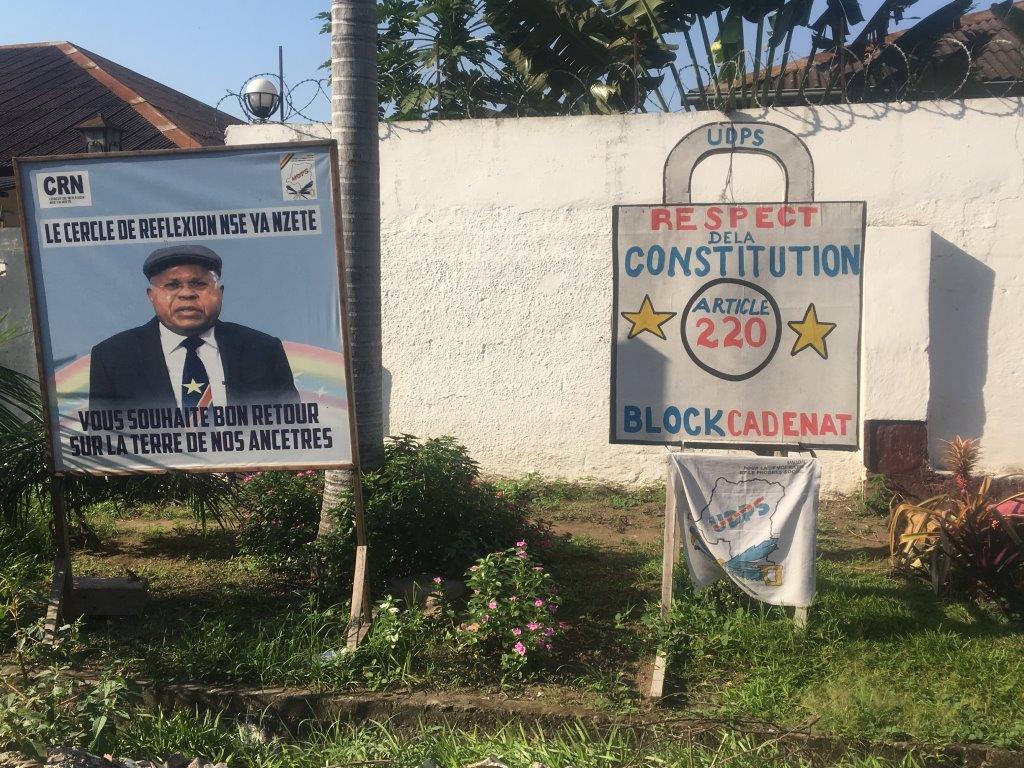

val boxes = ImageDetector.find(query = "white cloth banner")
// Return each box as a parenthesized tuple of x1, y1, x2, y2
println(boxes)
(669, 453, 821, 607)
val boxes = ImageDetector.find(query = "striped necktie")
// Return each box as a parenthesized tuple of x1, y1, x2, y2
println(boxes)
(181, 336, 212, 408)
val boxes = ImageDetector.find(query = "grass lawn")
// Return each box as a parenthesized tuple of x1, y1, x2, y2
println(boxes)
(5, 479, 1024, 750)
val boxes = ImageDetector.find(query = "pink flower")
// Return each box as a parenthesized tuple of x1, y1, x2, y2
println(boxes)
(545, 627, 554, 636)
(543, 642, 552, 651)
(488, 600, 498, 610)
(516, 539, 527, 547)
(517, 552, 528, 559)
(508, 596, 518, 602)
(513, 642, 526, 656)
(548, 604, 558, 614)
(512, 627, 522, 637)
(558, 622, 570, 630)
(527, 622, 539, 631)
(432, 576, 442, 585)
(482, 614, 490, 623)
(533, 566, 544, 572)
(470, 565, 479, 572)
(534, 599, 545, 607)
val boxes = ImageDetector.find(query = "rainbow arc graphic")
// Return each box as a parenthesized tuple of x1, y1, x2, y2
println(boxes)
(53, 341, 348, 426)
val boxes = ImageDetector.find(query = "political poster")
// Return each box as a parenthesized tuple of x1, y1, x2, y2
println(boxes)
(669, 452, 820, 607)
(611, 200, 865, 449)
(16, 142, 355, 475)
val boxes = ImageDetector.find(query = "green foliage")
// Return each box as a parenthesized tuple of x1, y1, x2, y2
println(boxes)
(851, 474, 894, 516)
(0, 500, 50, 648)
(0, 621, 135, 759)
(237, 470, 323, 564)
(318, 594, 443, 689)
(643, 561, 1024, 747)
(609, 483, 664, 510)
(236, 436, 528, 584)
(493, 473, 592, 510)
(357, 435, 528, 579)
(116, 708, 237, 765)
(459, 542, 566, 680)
(85, 713, 934, 768)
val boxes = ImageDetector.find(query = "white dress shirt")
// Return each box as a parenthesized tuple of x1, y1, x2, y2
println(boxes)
(158, 323, 226, 408)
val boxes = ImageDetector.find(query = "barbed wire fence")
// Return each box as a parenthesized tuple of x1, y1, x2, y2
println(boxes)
(217, 34, 1023, 128)
(214, 74, 332, 126)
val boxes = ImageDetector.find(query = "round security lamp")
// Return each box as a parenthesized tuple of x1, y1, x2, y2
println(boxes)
(243, 77, 280, 121)
(75, 114, 124, 153)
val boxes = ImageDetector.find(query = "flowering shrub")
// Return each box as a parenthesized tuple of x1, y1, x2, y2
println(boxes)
(458, 540, 567, 681)
(236, 470, 322, 563)
(235, 438, 531, 589)
(348, 435, 529, 579)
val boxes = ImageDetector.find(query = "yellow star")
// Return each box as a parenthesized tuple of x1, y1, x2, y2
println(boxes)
(787, 303, 837, 359)
(183, 379, 206, 394)
(620, 294, 677, 340)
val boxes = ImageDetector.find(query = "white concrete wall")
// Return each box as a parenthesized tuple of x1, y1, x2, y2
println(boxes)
(212, 101, 1024, 490)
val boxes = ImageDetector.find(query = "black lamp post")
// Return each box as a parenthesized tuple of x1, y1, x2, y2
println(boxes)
(75, 114, 124, 153)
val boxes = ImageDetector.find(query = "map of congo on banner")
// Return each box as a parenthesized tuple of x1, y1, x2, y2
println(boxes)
(669, 453, 821, 607)
(612, 201, 865, 449)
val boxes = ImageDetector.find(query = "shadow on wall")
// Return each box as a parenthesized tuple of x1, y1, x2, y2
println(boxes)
(927, 232, 994, 468)
(382, 366, 392, 437)
(770, 97, 1024, 138)
(612, 307, 674, 447)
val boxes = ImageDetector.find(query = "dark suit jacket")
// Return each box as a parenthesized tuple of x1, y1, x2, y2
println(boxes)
(89, 317, 299, 411)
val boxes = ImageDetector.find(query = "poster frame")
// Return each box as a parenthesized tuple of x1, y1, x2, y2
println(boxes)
(14, 140, 362, 477)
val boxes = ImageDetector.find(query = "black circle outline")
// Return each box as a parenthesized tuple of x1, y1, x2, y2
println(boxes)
(680, 278, 782, 382)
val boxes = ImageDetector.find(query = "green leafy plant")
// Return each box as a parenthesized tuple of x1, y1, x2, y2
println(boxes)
(889, 437, 1024, 615)
(319, 593, 447, 689)
(355, 435, 528, 579)
(239, 437, 528, 590)
(0, 619, 135, 760)
(851, 473, 893, 516)
(459, 541, 566, 681)
(237, 470, 324, 564)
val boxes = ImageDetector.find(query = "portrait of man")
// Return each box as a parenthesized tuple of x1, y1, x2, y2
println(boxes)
(88, 244, 300, 411)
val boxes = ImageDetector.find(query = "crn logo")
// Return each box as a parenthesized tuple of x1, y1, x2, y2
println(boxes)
(36, 169, 91, 207)
(42, 174, 85, 196)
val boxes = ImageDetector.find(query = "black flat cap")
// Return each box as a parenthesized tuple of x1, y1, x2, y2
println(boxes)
(143, 245, 222, 279)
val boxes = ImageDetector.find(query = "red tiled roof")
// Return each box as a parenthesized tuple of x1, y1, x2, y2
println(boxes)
(0, 41, 243, 175)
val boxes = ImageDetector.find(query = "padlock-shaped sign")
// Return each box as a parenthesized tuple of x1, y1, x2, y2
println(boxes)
(611, 122, 865, 450)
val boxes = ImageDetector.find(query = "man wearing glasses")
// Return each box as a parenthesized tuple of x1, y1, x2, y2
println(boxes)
(88, 244, 299, 411)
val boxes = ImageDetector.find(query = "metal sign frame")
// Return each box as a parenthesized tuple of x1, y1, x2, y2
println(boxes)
(14, 141, 372, 644)
(15, 140, 361, 476)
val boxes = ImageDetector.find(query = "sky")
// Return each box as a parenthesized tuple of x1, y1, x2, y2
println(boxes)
(0, 0, 334, 123)
(0, 0, 964, 122)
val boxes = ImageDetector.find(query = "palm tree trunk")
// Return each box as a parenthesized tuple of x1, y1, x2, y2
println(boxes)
(320, 0, 384, 538)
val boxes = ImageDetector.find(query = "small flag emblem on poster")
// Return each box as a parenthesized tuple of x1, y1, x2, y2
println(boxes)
(280, 153, 317, 200)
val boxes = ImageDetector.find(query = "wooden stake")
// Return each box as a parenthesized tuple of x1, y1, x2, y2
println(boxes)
(773, 449, 811, 632)
(347, 544, 369, 650)
(794, 606, 808, 630)
(648, 466, 681, 700)
(43, 477, 72, 645)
